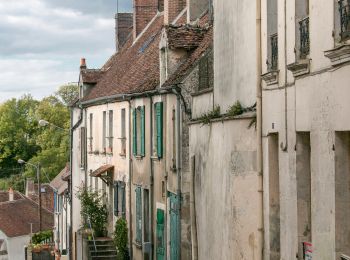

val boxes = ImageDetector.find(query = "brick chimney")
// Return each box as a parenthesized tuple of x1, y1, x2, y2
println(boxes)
(133, 0, 158, 38)
(115, 13, 133, 51)
(8, 187, 14, 202)
(187, 0, 210, 23)
(164, 0, 186, 24)
(25, 179, 35, 197)
(80, 58, 87, 70)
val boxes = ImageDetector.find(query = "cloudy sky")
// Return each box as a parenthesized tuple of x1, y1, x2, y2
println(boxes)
(0, 0, 132, 103)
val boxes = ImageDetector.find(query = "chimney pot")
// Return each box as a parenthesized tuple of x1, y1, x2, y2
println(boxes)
(80, 58, 87, 69)
(8, 187, 14, 202)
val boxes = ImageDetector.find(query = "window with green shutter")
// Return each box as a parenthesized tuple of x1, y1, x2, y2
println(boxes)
(155, 102, 163, 158)
(156, 208, 165, 260)
(169, 193, 180, 260)
(133, 108, 137, 156)
(140, 106, 145, 156)
(135, 186, 142, 244)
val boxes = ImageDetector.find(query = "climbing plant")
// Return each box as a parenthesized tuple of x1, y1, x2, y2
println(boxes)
(113, 218, 129, 260)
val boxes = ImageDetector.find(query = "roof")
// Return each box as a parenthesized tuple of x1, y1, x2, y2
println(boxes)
(50, 165, 69, 195)
(90, 164, 114, 177)
(163, 25, 213, 87)
(82, 13, 165, 102)
(0, 191, 23, 203)
(0, 195, 54, 237)
(166, 25, 208, 50)
(80, 69, 104, 84)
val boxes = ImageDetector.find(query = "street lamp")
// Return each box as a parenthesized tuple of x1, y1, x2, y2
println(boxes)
(18, 159, 42, 232)
(38, 119, 67, 132)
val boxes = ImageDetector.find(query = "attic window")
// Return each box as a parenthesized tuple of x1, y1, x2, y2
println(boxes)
(138, 33, 157, 53)
(198, 50, 213, 91)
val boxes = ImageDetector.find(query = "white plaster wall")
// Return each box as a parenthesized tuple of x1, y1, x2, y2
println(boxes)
(0, 230, 30, 260)
(190, 119, 262, 260)
(213, 0, 257, 110)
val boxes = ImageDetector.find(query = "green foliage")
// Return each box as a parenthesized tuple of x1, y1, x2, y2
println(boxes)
(113, 218, 129, 260)
(32, 230, 53, 244)
(226, 101, 243, 117)
(55, 84, 79, 106)
(0, 174, 25, 193)
(77, 188, 108, 237)
(198, 105, 221, 125)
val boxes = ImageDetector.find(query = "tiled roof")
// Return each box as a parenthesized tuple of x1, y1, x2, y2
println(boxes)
(50, 165, 69, 195)
(163, 26, 213, 87)
(166, 25, 208, 50)
(90, 164, 114, 177)
(0, 195, 54, 237)
(27, 184, 55, 212)
(0, 191, 23, 203)
(80, 69, 104, 84)
(82, 13, 165, 102)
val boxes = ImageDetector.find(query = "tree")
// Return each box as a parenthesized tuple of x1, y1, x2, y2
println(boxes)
(55, 84, 79, 106)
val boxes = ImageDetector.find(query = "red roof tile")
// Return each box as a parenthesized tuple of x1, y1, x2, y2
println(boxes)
(166, 25, 208, 50)
(82, 14, 165, 102)
(80, 69, 104, 84)
(0, 196, 54, 237)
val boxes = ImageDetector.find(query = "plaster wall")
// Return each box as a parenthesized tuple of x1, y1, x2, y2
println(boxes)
(0, 231, 29, 260)
(189, 119, 262, 260)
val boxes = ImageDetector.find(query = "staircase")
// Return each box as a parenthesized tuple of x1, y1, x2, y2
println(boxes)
(88, 238, 117, 260)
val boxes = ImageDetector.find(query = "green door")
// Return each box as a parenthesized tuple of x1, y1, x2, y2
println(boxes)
(156, 208, 165, 260)
(169, 193, 179, 260)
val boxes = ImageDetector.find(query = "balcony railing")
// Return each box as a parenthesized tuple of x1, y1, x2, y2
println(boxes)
(339, 0, 350, 40)
(270, 33, 278, 70)
(299, 17, 310, 58)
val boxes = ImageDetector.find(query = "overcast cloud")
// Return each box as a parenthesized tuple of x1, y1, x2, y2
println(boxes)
(0, 0, 132, 103)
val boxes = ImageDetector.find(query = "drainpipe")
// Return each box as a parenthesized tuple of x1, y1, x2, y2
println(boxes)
(190, 156, 198, 260)
(127, 100, 133, 260)
(281, 0, 288, 152)
(256, 0, 264, 257)
(176, 95, 182, 259)
(149, 96, 154, 258)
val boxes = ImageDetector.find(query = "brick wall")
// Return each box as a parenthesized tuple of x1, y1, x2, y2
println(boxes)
(133, 0, 158, 37)
(115, 13, 133, 51)
(164, 0, 186, 24)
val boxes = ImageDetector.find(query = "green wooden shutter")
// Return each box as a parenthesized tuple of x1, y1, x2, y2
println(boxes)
(113, 181, 119, 216)
(141, 106, 145, 156)
(169, 193, 179, 260)
(121, 182, 126, 219)
(156, 102, 163, 158)
(156, 208, 165, 260)
(133, 108, 137, 155)
(135, 186, 142, 243)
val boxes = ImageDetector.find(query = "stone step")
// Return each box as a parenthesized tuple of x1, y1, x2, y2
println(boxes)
(90, 255, 117, 260)
(88, 239, 114, 246)
(89, 244, 116, 251)
(90, 250, 117, 257)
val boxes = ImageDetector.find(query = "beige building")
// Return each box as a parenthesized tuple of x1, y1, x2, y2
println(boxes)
(261, 0, 350, 259)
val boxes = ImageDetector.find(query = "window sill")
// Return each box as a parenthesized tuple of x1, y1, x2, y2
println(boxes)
(134, 155, 144, 160)
(151, 156, 162, 161)
(287, 59, 310, 77)
(119, 153, 126, 158)
(261, 70, 279, 86)
(324, 43, 350, 66)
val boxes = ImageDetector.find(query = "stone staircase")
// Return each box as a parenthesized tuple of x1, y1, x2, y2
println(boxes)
(88, 238, 117, 260)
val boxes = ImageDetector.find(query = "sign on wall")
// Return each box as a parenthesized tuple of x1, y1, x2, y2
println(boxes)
(303, 242, 312, 260)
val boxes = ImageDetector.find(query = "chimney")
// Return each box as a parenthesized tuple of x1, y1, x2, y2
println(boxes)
(25, 179, 35, 197)
(115, 13, 133, 52)
(8, 187, 14, 202)
(133, 0, 158, 39)
(80, 58, 87, 70)
(164, 0, 186, 25)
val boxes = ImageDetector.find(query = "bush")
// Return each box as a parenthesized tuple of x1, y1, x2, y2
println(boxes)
(32, 230, 53, 244)
(113, 218, 129, 260)
(77, 188, 108, 237)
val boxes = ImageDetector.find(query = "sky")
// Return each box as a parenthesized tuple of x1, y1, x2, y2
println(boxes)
(0, 0, 132, 103)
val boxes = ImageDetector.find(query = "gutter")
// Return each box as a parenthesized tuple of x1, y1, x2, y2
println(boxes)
(127, 100, 133, 260)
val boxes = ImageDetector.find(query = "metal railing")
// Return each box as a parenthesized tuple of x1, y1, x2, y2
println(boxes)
(299, 17, 310, 58)
(270, 33, 278, 70)
(339, 0, 350, 40)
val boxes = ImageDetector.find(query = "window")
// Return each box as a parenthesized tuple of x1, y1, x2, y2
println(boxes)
(171, 108, 176, 170)
(143, 189, 150, 242)
(88, 113, 93, 152)
(339, 0, 350, 41)
(102, 111, 107, 153)
(267, 0, 278, 70)
(108, 110, 113, 153)
(80, 127, 86, 169)
(133, 106, 145, 157)
(295, 0, 309, 59)
(135, 186, 142, 244)
(153, 102, 163, 158)
(120, 109, 126, 155)
(198, 50, 214, 91)
(114, 181, 126, 218)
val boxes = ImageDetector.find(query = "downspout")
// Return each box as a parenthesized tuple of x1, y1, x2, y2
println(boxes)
(281, 0, 288, 152)
(190, 156, 198, 260)
(149, 96, 154, 258)
(176, 95, 182, 259)
(256, 0, 264, 258)
(127, 100, 133, 260)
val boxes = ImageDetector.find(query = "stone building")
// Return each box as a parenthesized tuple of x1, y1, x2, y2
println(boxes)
(261, 0, 350, 259)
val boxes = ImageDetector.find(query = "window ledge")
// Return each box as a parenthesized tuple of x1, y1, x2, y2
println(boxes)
(191, 87, 213, 97)
(261, 70, 279, 86)
(135, 155, 144, 160)
(324, 44, 350, 66)
(119, 153, 126, 158)
(287, 59, 310, 77)
(151, 156, 161, 161)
